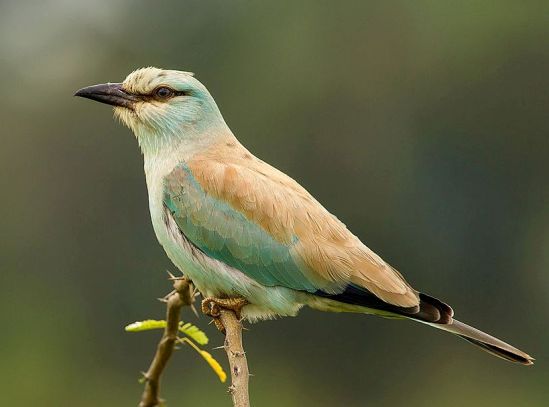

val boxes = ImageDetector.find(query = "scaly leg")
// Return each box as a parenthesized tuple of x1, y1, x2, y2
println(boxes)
(201, 297, 249, 332)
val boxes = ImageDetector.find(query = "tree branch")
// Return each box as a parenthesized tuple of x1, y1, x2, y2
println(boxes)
(218, 309, 250, 407)
(139, 277, 193, 407)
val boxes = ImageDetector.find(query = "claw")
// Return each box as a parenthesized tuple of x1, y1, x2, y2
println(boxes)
(213, 318, 225, 332)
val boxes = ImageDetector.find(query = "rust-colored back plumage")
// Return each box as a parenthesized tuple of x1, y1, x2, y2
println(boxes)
(189, 139, 420, 307)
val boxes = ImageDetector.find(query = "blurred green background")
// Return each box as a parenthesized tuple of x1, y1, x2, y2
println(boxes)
(1, 1, 548, 406)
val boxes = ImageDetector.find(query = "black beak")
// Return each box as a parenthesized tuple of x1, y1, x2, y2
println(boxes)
(74, 83, 138, 109)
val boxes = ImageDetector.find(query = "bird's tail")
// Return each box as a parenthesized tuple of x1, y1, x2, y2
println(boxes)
(424, 318, 534, 365)
(316, 286, 534, 365)
(415, 293, 534, 365)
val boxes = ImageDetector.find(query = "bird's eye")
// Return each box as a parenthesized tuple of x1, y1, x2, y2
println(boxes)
(153, 86, 174, 100)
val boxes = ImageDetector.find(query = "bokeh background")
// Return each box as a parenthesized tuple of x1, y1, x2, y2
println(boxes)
(1, 1, 548, 406)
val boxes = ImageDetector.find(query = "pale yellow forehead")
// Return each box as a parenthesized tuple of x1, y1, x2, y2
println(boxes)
(122, 67, 195, 94)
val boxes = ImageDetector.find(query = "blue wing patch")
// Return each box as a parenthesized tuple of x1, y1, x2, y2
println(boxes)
(163, 163, 318, 292)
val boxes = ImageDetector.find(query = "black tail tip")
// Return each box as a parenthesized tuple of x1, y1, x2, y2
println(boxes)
(459, 335, 535, 366)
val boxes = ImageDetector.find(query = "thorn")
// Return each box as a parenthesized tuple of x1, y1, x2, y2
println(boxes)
(160, 290, 176, 302)
(166, 269, 185, 281)
(157, 297, 168, 303)
(190, 303, 199, 318)
(212, 345, 225, 350)
(139, 372, 149, 383)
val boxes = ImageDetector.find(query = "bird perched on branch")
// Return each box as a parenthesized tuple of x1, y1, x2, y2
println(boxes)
(76, 67, 533, 365)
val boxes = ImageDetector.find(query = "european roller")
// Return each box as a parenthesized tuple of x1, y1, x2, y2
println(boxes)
(76, 67, 533, 365)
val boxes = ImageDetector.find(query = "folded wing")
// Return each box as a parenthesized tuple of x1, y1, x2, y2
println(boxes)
(163, 144, 420, 309)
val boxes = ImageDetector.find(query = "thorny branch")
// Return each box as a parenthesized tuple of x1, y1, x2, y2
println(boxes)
(219, 309, 250, 407)
(139, 276, 193, 407)
(137, 275, 251, 407)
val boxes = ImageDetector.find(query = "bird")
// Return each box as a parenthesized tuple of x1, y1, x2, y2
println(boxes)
(75, 67, 533, 365)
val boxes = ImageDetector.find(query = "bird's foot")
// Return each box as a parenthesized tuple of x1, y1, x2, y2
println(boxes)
(201, 297, 249, 333)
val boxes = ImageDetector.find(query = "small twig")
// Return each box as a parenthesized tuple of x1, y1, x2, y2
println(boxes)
(218, 309, 250, 407)
(139, 277, 193, 407)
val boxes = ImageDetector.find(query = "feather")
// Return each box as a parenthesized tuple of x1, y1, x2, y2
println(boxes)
(184, 141, 420, 307)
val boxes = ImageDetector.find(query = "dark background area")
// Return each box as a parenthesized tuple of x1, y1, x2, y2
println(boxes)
(1, 1, 548, 406)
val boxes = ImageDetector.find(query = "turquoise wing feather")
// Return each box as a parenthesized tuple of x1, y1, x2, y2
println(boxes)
(163, 163, 318, 292)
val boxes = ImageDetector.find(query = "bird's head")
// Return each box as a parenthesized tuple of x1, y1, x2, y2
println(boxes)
(75, 67, 226, 153)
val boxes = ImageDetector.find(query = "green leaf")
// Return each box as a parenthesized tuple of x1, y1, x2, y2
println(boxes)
(125, 319, 167, 332)
(124, 319, 209, 345)
(125, 319, 221, 383)
(179, 322, 208, 345)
